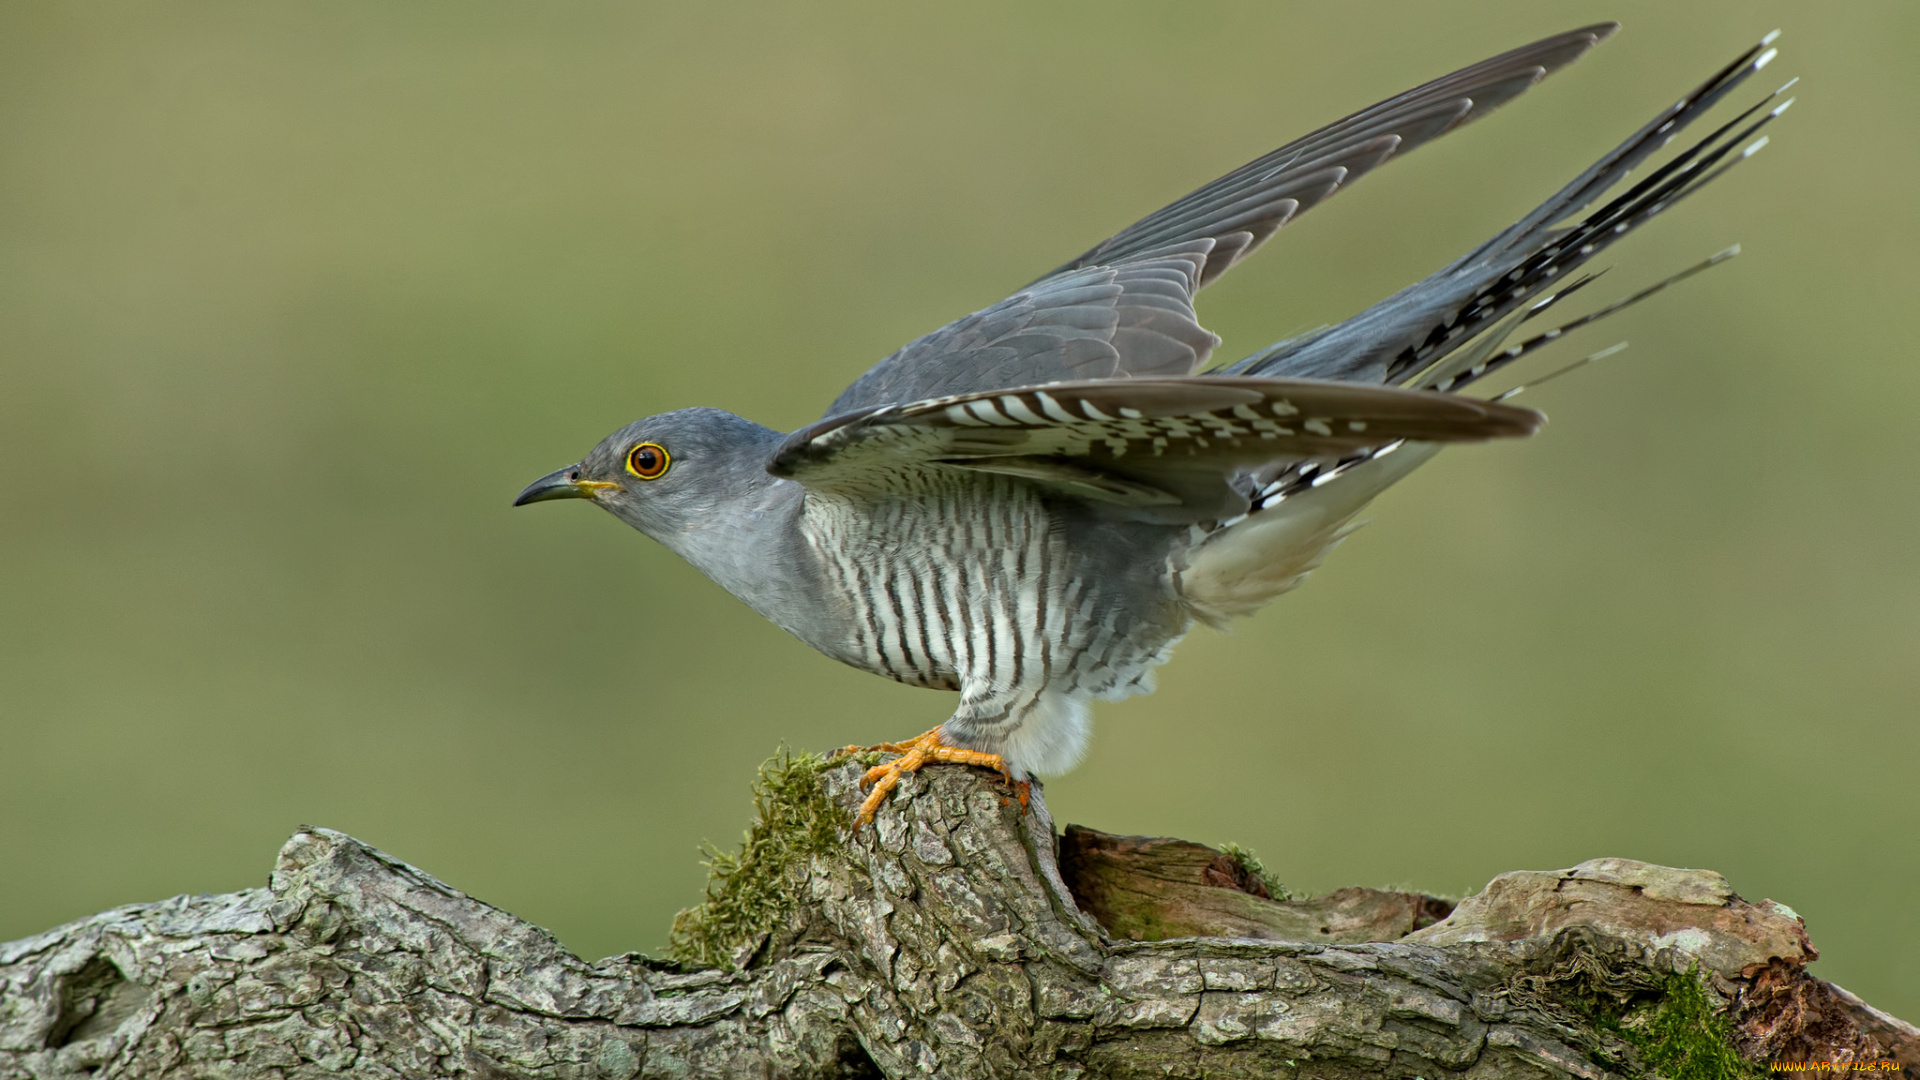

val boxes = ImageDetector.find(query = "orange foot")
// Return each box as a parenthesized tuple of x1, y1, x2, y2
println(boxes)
(839, 728, 1013, 826)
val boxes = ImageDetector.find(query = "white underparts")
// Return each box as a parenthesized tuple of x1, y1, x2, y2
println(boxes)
(948, 630, 1181, 778)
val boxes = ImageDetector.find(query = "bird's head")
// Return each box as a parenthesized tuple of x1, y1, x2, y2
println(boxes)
(513, 407, 785, 542)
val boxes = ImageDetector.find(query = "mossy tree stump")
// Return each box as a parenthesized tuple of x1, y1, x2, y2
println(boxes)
(2, 754, 1913, 1078)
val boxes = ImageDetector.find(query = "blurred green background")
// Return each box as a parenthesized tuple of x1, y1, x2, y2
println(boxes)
(3, 1, 1915, 1017)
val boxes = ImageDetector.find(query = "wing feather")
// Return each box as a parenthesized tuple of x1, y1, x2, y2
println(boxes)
(826, 25, 1614, 415)
(824, 246, 1220, 416)
(776, 377, 1540, 523)
(1033, 23, 1616, 285)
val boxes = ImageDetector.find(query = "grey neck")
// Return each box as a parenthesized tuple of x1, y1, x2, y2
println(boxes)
(647, 472, 827, 645)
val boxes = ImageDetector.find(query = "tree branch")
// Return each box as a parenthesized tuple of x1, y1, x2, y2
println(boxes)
(2, 756, 1913, 1078)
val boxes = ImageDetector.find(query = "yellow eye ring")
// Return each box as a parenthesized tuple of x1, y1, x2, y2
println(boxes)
(625, 442, 671, 480)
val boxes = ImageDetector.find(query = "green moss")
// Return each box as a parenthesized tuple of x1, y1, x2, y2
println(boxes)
(1217, 841, 1290, 900)
(667, 749, 843, 969)
(1613, 970, 1762, 1080)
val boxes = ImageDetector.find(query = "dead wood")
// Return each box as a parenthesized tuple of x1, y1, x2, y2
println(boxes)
(2, 757, 1913, 1078)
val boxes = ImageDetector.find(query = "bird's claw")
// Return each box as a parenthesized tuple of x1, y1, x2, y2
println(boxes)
(844, 728, 1013, 826)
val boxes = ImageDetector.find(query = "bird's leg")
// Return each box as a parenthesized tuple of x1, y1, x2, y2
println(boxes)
(840, 727, 1012, 826)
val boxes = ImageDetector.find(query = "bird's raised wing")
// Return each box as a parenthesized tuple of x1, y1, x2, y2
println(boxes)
(823, 245, 1221, 418)
(1034, 23, 1616, 285)
(776, 377, 1540, 523)
(825, 24, 1616, 417)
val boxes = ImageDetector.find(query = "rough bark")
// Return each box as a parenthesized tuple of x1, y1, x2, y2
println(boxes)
(2, 758, 1914, 1079)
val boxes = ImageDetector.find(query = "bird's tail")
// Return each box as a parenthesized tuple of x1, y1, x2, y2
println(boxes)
(1224, 31, 1791, 392)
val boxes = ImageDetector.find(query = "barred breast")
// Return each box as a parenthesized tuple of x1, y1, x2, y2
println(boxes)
(797, 473, 1188, 775)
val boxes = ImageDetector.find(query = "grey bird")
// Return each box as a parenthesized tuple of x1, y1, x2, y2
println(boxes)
(516, 25, 1788, 823)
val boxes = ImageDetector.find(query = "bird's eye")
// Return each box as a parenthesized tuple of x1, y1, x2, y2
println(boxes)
(625, 442, 671, 480)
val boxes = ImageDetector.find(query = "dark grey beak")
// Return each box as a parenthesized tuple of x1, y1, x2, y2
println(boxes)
(514, 465, 612, 506)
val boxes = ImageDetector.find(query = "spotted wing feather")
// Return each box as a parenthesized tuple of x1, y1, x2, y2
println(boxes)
(775, 377, 1541, 522)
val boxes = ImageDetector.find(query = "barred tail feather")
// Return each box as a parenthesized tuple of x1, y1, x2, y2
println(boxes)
(1226, 32, 1789, 390)
(1429, 244, 1740, 396)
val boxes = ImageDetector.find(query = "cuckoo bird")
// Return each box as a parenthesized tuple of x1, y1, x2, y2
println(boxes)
(517, 25, 1788, 823)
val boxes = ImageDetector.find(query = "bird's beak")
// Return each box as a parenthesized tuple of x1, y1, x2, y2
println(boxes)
(513, 466, 619, 506)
